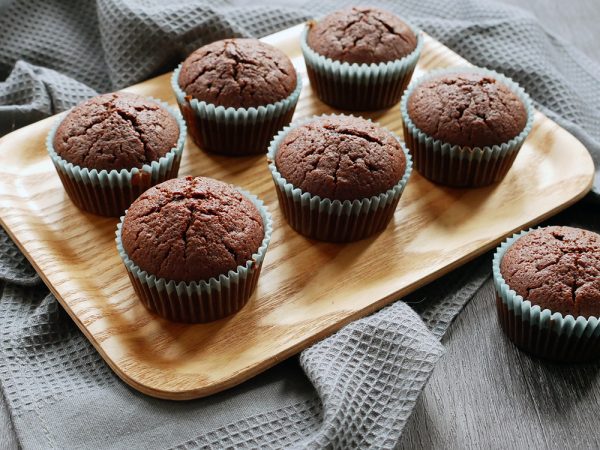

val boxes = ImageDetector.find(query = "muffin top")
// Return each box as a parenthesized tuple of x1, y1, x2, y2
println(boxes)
(307, 7, 417, 65)
(407, 72, 528, 148)
(500, 226, 600, 318)
(121, 176, 264, 283)
(178, 38, 297, 108)
(53, 92, 179, 171)
(275, 115, 406, 201)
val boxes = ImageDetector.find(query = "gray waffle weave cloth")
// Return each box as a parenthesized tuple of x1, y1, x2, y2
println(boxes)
(0, 0, 598, 448)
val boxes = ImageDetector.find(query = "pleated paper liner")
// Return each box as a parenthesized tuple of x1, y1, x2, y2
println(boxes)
(171, 65, 302, 156)
(267, 114, 413, 243)
(115, 189, 273, 323)
(493, 229, 600, 362)
(401, 67, 534, 187)
(300, 23, 423, 111)
(47, 98, 186, 217)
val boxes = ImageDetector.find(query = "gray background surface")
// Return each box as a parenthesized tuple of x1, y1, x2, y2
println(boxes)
(1, 0, 599, 448)
(400, 1, 600, 448)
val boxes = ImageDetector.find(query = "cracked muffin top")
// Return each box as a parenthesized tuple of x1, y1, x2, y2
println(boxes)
(307, 7, 417, 65)
(275, 115, 406, 201)
(407, 72, 528, 148)
(500, 226, 600, 318)
(178, 38, 297, 108)
(53, 92, 179, 171)
(121, 176, 264, 283)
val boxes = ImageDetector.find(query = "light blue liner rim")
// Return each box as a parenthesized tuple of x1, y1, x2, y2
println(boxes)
(115, 188, 273, 296)
(493, 228, 600, 340)
(400, 66, 534, 160)
(171, 65, 303, 122)
(47, 97, 186, 186)
(300, 21, 423, 80)
(267, 114, 413, 216)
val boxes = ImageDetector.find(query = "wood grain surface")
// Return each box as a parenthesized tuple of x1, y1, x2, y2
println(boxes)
(400, 264, 600, 449)
(398, 0, 600, 447)
(0, 24, 594, 400)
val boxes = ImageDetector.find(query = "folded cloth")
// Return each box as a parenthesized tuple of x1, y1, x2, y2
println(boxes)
(0, 0, 598, 448)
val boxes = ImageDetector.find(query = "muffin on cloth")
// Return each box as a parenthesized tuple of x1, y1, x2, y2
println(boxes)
(267, 114, 412, 242)
(301, 7, 422, 111)
(401, 67, 533, 187)
(494, 226, 600, 362)
(47, 92, 185, 217)
(172, 38, 302, 155)
(116, 176, 272, 323)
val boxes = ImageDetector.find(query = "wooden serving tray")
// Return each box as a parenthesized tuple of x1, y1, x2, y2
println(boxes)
(0, 24, 594, 400)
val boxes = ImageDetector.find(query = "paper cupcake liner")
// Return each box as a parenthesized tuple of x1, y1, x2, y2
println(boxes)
(401, 67, 534, 187)
(493, 229, 600, 362)
(171, 65, 302, 156)
(267, 114, 412, 242)
(301, 23, 423, 111)
(115, 189, 273, 323)
(47, 98, 186, 217)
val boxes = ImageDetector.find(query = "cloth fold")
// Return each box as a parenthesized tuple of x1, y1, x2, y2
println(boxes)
(0, 0, 599, 448)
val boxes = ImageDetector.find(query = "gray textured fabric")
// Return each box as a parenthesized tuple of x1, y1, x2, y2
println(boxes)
(0, 0, 598, 448)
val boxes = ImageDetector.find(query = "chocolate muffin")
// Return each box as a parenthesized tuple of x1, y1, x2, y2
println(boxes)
(275, 115, 406, 201)
(48, 92, 184, 217)
(173, 38, 301, 155)
(118, 176, 271, 323)
(406, 72, 528, 148)
(500, 226, 600, 318)
(268, 115, 412, 242)
(178, 38, 297, 108)
(494, 226, 600, 362)
(307, 7, 417, 65)
(121, 177, 264, 283)
(401, 68, 532, 187)
(54, 92, 180, 171)
(301, 7, 422, 110)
